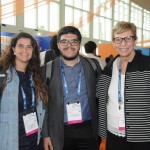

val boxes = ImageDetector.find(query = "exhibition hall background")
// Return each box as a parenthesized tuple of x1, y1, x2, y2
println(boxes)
(1, 0, 150, 57)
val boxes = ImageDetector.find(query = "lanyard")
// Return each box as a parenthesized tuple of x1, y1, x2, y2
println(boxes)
(20, 75, 35, 111)
(118, 60, 122, 109)
(61, 66, 81, 98)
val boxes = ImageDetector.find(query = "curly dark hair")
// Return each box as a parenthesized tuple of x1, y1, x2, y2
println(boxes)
(57, 26, 82, 43)
(0, 32, 48, 103)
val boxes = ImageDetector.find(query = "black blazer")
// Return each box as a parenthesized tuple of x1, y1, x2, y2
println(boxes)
(97, 51, 150, 142)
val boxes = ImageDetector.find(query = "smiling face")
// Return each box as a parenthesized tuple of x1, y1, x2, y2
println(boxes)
(13, 37, 33, 66)
(113, 30, 137, 60)
(57, 33, 80, 61)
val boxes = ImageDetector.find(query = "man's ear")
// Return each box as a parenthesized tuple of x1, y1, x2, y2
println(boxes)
(57, 43, 60, 49)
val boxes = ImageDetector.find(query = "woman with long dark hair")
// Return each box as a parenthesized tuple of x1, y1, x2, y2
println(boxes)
(0, 32, 48, 150)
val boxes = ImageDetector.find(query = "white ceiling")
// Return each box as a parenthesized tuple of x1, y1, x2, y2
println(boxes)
(131, 0, 150, 11)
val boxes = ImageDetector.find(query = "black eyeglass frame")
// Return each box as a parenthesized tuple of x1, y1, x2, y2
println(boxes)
(113, 36, 136, 44)
(59, 39, 80, 46)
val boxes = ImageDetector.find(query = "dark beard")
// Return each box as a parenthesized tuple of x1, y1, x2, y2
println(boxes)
(61, 51, 79, 61)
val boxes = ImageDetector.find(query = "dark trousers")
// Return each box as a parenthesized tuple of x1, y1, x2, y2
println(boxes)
(19, 133, 38, 150)
(63, 120, 99, 150)
(107, 130, 150, 150)
(37, 138, 44, 150)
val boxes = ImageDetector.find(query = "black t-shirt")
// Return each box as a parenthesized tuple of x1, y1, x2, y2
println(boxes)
(17, 70, 38, 149)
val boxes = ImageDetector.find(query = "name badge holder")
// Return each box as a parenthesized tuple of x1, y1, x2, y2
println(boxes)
(61, 66, 82, 124)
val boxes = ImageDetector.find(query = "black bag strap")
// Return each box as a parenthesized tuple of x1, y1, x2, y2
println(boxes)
(85, 57, 97, 72)
(45, 60, 53, 86)
(0, 66, 5, 101)
(84, 57, 102, 78)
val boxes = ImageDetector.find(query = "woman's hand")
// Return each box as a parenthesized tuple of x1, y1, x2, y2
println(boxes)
(99, 138, 106, 150)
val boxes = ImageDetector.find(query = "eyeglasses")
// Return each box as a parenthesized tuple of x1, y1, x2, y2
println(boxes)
(113, 36, 135, 44)
(59, 39, 80, 46)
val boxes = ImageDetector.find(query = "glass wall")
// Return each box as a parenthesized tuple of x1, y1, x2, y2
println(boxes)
(93, 0, 112, 41)
(65, 0, 90, 37)
(24, 0, 36, 29)
(1, 0, 16, 25)
(24, 0, 60, 31)
(143, 10, 150, 47)
(1, 0, 150, 48)
(130, 3, 143, 46)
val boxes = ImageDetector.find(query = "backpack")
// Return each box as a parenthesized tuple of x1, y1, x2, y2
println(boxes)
(45, 57, 102, 86)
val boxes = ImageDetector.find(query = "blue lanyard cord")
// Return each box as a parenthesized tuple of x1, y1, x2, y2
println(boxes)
(77, 72, 81, 96)
(21, 86, 27, 110)
(21, 76, 35, 111)
(61, 66, 81, 98)
(15, 69, 35, 112)
(61, 67, 69, 98)
(118, 60, 122, 106)
(29, 77, 35, 108)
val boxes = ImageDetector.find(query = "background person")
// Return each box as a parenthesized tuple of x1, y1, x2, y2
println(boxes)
(105, 54, 114, 64)
(0, 32, 48, 150)
(40, 35, 60, 66)
(96, 21, 150, 150)
(84, 41, 106, 70)
(42, 26, 101, 150)
(50, 34, 61, 57)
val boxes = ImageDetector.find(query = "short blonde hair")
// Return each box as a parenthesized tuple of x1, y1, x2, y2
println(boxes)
(112, 21, 137, 40)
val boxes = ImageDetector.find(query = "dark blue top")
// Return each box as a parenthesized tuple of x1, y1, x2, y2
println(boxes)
(17, 70, 38, 149)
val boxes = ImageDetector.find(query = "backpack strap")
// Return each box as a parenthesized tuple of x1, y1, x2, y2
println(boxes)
(0, 66, 5, 101)
(45, 60, 53, 86)
(84, 57, 102, 78)
(85, 57, 97, 72)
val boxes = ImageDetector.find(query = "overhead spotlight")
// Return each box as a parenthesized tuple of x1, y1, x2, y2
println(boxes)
(37, 32, 41, 36)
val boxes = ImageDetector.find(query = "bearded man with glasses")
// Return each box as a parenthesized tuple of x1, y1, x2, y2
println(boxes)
(42, 26, 101, 150)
